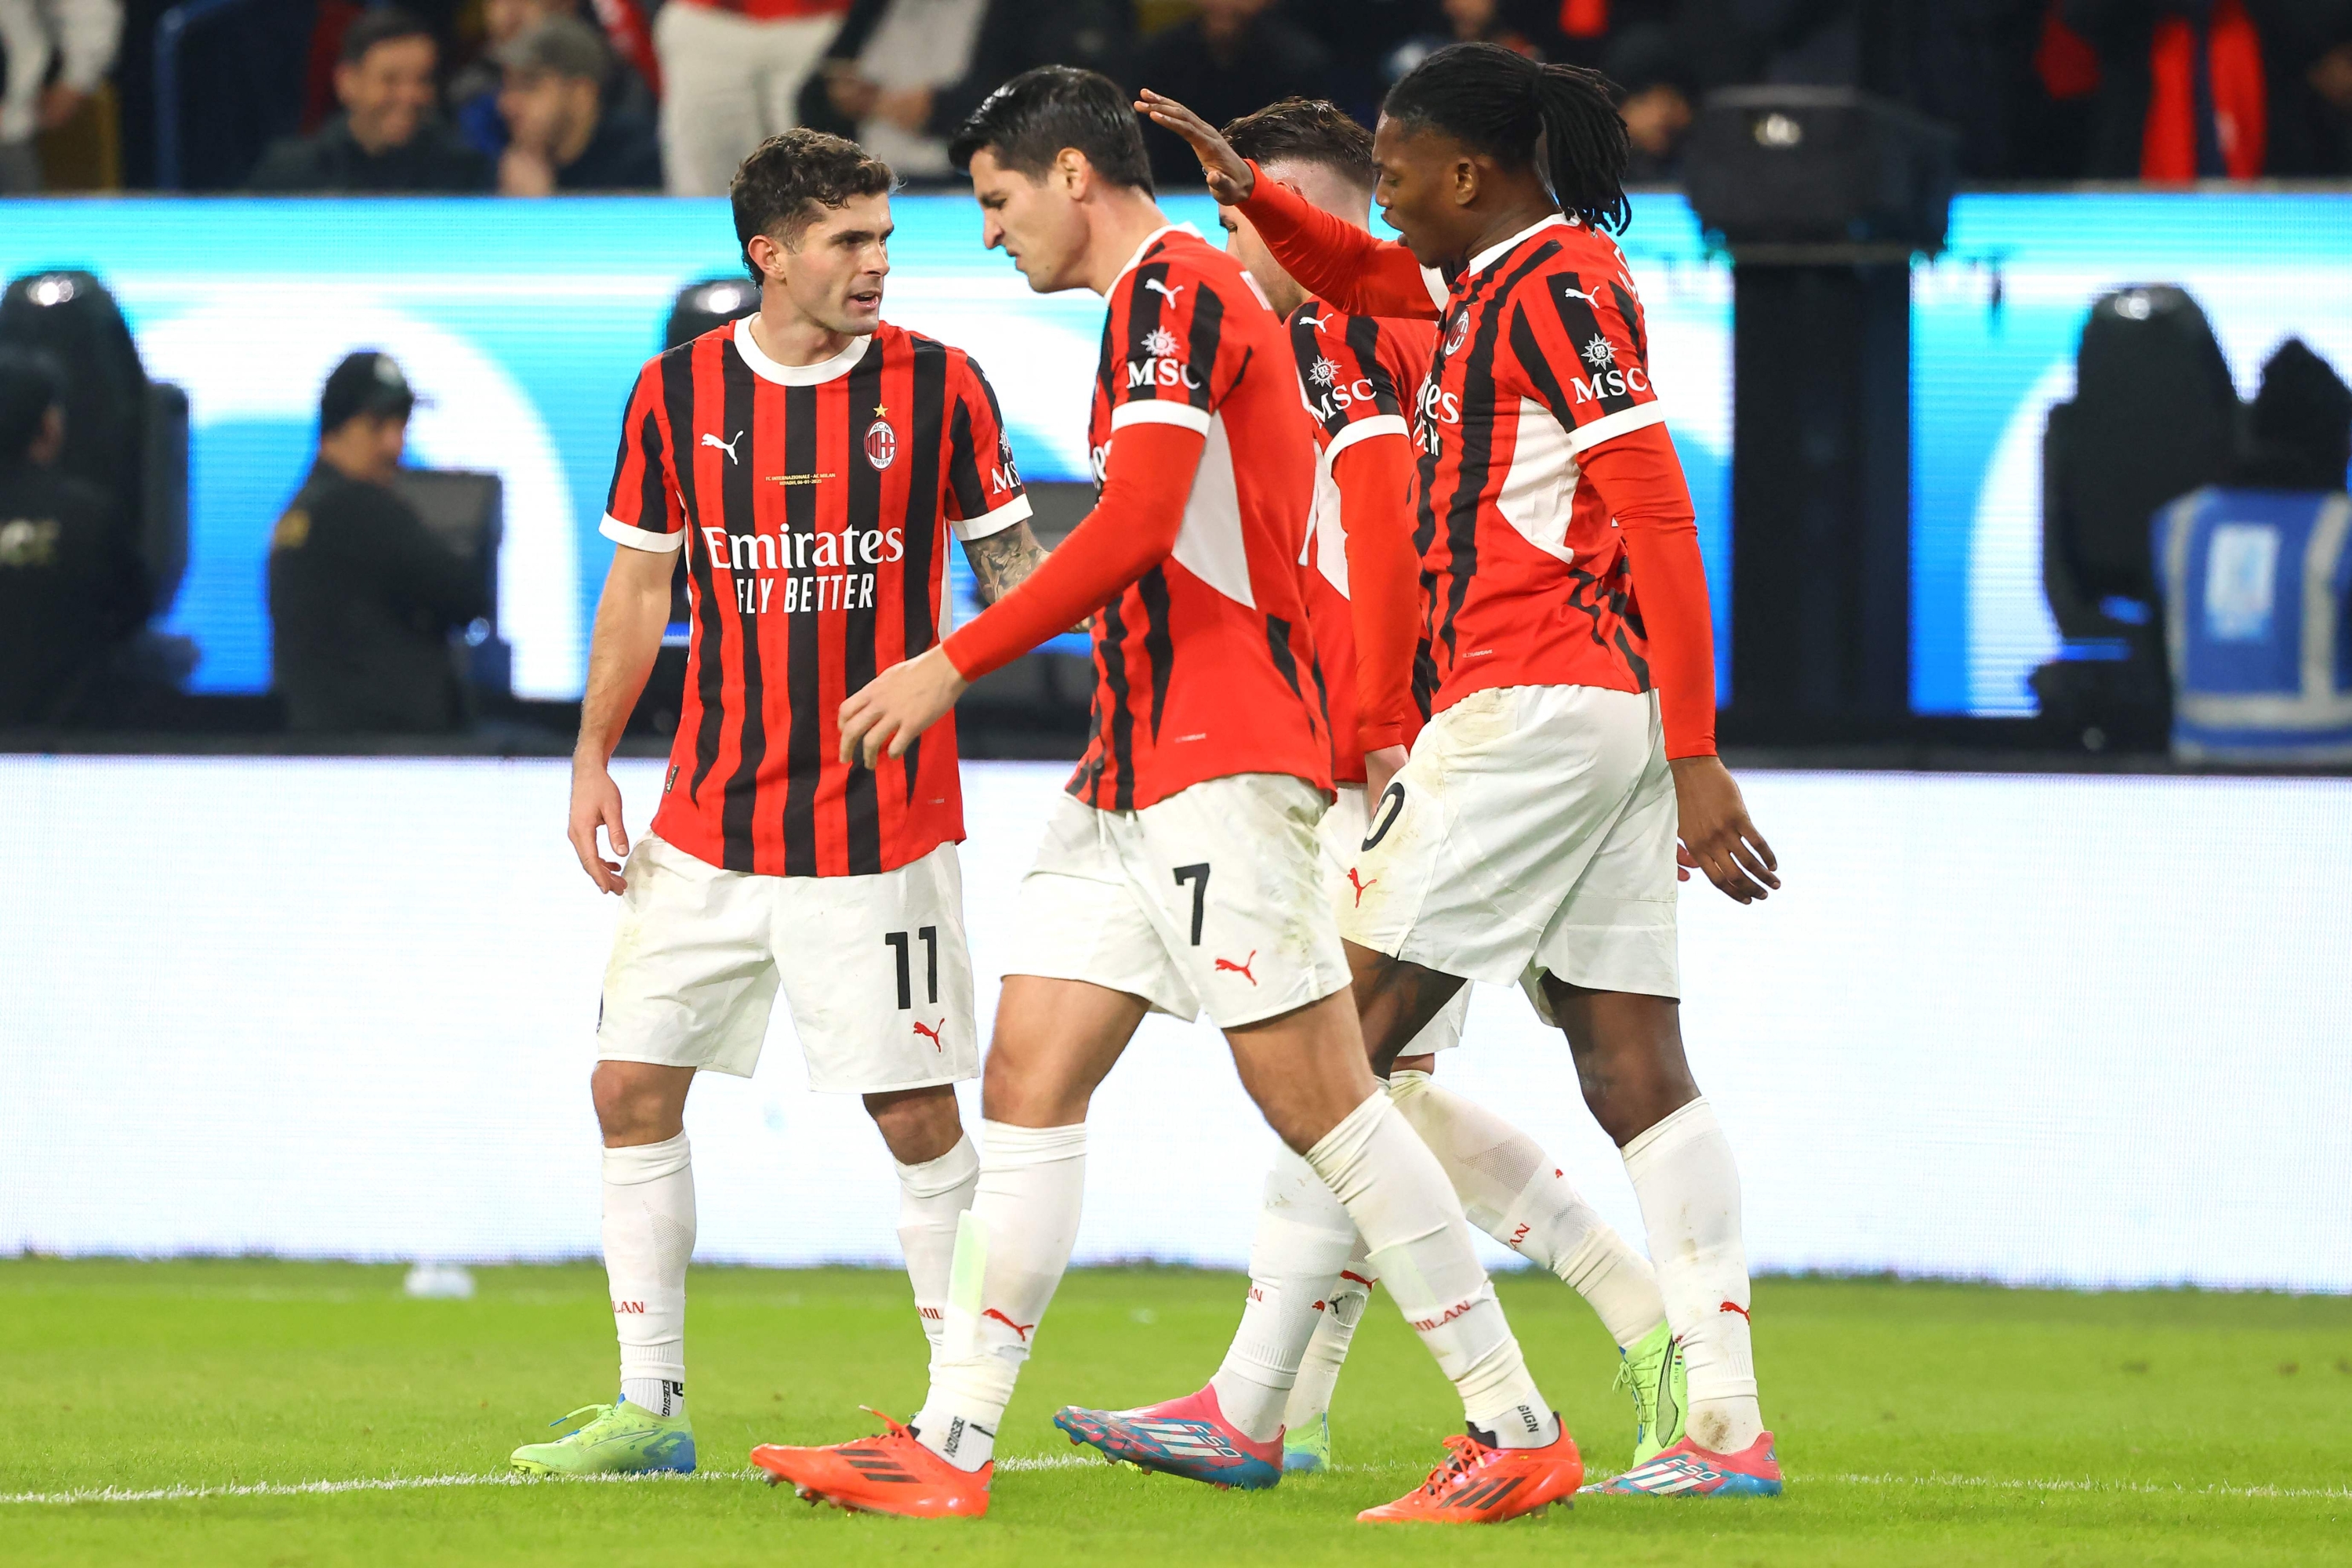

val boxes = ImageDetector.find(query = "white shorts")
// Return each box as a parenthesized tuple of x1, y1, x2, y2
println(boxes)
(1005, 774, 1352, 1030)
(1336, 684, 1680, 1013)
(1319, 784, 1468, 1055)
(597, 833, 978, 1094)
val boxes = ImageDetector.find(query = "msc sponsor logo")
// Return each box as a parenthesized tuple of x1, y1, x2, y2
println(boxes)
(1570, 364, 1650, 402)
(1127, 358, 1201, 392)
(1309, 377, 1382, 424)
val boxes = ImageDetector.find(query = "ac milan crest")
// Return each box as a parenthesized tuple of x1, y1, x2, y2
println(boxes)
(864, 418, 897, 470)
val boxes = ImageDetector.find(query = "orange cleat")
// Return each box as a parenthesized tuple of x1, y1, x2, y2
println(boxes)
(750, 1410, 992, 1519)
(1356, 1421, 1583, 1524)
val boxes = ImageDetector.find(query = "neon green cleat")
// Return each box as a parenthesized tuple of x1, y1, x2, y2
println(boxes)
(510, 1399, 696, 1475)
(1616, 1320, 1688, 1468)
(1281, 1412, 1332, 1474)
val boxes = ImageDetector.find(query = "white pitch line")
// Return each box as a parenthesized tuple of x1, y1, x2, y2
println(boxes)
(0, 1454, 1098, 1507)
(5, 1463, 2342, 1508)
(1814, 1472, 2352, 1502)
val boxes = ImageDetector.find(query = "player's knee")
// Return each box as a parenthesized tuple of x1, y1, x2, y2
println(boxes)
(864, 1084, 963, 1163)
(590, 1062, 680, 1143)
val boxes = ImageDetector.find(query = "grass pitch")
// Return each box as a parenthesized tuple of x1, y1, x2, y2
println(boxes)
(5, 1259, 2347, 1565)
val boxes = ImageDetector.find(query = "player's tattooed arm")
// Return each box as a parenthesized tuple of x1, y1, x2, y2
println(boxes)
(964, 521, 1091, 634)
(962, 521, 1049, 604)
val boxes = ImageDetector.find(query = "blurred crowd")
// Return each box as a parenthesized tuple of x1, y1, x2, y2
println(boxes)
(4, 1, 2352, 197)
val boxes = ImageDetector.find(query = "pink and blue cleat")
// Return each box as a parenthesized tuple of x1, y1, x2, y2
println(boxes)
(1581, 1431, 1784, 1497)
(1054, 1385, 1285, 1490)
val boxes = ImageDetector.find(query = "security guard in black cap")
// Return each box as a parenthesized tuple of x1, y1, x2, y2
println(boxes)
(269, 351, 489, 733)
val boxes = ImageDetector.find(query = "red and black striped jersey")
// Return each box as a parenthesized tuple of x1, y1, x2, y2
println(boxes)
(1287, 298, 1436, 783)
(601, 316, 1029, 877)
(1411, 215, 1665, 713)
(1069, 226, 1330, 811)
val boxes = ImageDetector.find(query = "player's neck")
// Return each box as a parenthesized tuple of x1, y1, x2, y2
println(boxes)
(1458, 198, 1564, 271)
(747, 303, 858, 368)
(1080, 190, 1178, 297)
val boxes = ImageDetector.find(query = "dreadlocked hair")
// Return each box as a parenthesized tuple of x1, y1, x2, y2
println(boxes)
(1382, 42, 1632, 234)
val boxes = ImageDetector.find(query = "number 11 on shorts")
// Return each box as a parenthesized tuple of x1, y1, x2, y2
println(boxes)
(885, 927, 938, 1010)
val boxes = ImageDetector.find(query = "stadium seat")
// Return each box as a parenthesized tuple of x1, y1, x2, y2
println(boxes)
(0, 270, 190, 619)
(2032, 285, 2239, 748)
(665, 278, 761, 354)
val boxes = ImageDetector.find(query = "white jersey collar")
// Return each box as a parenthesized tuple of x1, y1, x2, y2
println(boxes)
(1465, 213, 1572, 278)
(731, 316, 873, 387)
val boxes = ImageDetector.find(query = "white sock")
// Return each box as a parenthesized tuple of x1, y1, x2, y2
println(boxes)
(913, 1120, 1087, 1471)
(1390, 1071, 1667, 1350)
(1210, 1144, 1358, 1443)
(1305, 1094, 1557, 1448)
(1282, 1234, 1375, 1433)
(604, 1131, 695, 1421)
(1623, 1097, 1762, 1453)
(895, 1134, 980, 1356)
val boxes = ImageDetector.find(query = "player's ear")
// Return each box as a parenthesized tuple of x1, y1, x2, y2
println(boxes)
(1057, 147, 1088, 199)
(1453, 156, 1479, 209)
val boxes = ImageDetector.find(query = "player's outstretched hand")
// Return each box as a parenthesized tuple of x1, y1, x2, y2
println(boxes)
(568, 757, 630, 895)
(1134, 90, 1254, 205)
(1669, 754, 1780, 905)
(840, 646, 970, 768)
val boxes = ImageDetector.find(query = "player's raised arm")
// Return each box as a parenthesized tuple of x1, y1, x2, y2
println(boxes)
(1138, 90, 1438, 320)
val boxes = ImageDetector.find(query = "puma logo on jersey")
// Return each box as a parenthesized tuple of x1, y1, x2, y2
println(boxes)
(701, 431, 742, 464)
(982, 1308, 1036, 1341)
(912, 1018, 944, 1051)
(1559, 284, 1599, 304)
(1345, 868, 1376, 906)
(1720, 1301, 1751, 1321)
(1144, 278, 1185, 304)
(1214, 951, 1258, 985)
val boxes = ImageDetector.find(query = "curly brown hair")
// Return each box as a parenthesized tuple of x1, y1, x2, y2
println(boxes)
(730, 129, 896, 283)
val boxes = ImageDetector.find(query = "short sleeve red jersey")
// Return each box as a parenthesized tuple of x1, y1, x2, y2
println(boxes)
(601, 316, 1029, 876)
(1287, 299, 1436, 782)
(1412, 216, 1665, 713)
(1067, 226, 1331, 811)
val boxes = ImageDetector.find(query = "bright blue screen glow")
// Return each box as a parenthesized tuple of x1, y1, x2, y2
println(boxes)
(0, 194, 1729, 703)
(1911, 192, 2352, 714)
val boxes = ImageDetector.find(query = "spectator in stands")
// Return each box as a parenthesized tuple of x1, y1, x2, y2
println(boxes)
(247, 8, 492, 194)
(0, 0, 122, 194)
(495, 14, 661, 192)
(656, 0, 848, 195)
(1135, 0, 1336, 188)
(0, 348, 147, 728)
(451, 0, 662, 162)
(269, 353, 487, 735)
(2054, 0, 2352, 178)
(813, 0, 1133, 179)
(2313, 27, 2352, 169)
(1383, 0, 1550, 85)
(1606, 20, 1700, 178)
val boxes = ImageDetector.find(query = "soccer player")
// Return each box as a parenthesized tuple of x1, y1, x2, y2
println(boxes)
(1065, 95, 1682, 1484)
(747, 65, 1584, 1525)
(1124, 47, 1788, 1497)
(510, 129, 1047, 1476)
